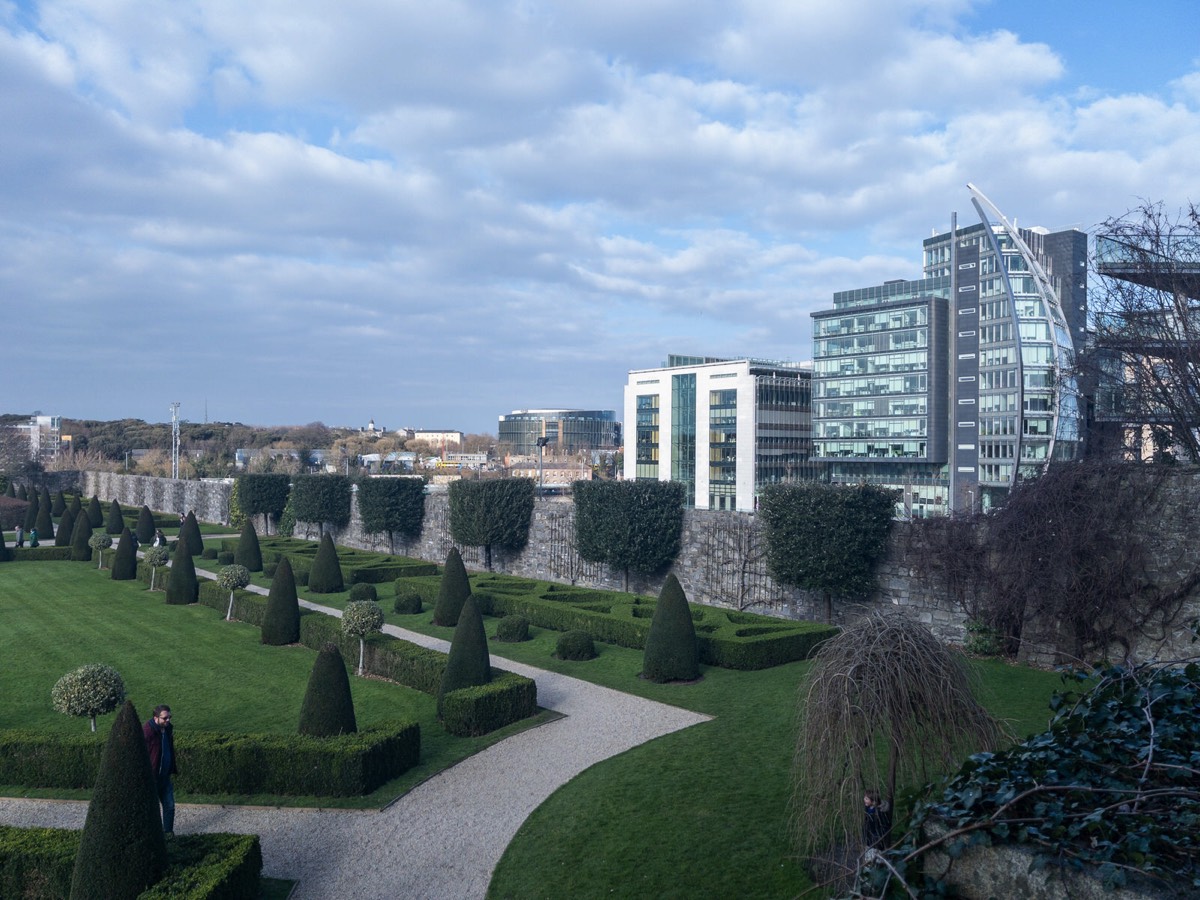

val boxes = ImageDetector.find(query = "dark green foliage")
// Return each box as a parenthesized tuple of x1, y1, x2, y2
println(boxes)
(110, 528, 137, 581)
(35, 491, 53, 541)
(217, 550, 234, 565)
(104, 499, 124, 535)
(262, 561, 277, 578)
(349, 582, 378, 602)
(4, 481, 14, 498)
(55, 505, 76, 548)
(201, 546, 218, 560)
(235, 473, 292, 530)
(165, 539, 198, 605)
(261, 557, 300, 645)
(298, 642, 357, 737)
(394, 587, 423, 615)
(69, 513, 93, 562)
(291, 474, 352, 530)
(642, 574, 700, 682)
(432, 547, 471, 626)
(135, 505, 155, 543)
(438, 596, 491, 717)
(86, 495, 103, 528)
(308, 531, 345, 593)
(52, 489, 66, 516)
(495, 614, 530, 643)
(68, 494, 81, 518)
(180, 510, 204, 556)
(234, 518, 262, 571)
(439, 671, 537, 737)
(357, 476, 426, 541)
(448, 478, 535, 569)
(555, 630, 597, 661)
(573, 480, 686, 576)
(22, 490, 38, 531)
(68, 700, 166, 899)
(16, 483, 27, 501)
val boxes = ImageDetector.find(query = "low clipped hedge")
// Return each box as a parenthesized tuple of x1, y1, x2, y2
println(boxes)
(393, 575, 443, 608)
(197, 580, 268, 626)
(348, 560, 437, 584)
(441, 671, 538, 737)
(11, 546, 73, 562)
(0, 825, 262, 899)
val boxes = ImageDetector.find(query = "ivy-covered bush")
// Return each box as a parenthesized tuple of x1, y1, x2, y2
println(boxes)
(555, 630, 597, 661)
(495, 614, 530, 643)
(290, 475, 352, 531)
(447, 478, 535, 570)
(51, 664, 126, 732)
(308, 532, 345, 594)
(349, 583, 378, 603)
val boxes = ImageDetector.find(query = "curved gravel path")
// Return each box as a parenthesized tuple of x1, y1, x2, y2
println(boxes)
(0, 583, 712, 898)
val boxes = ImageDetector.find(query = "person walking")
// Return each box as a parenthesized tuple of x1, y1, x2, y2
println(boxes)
(28, 527, 38, 548)
(142, 705, 178, 836)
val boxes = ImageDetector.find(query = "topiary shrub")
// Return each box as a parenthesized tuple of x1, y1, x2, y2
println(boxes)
(69, 699, 167, 899)
(295, 567, 310, 587)
(69, 513, 94, 562)
(202, 547, 218, 560)
(56, 505, 77, 548)
(642, 573, 700, 683)
(263, 561, 278, 579)
(393, 587, 422, 615)
(217, 564, 251, 621)
(217, 550, 235, 565)
(261, 557, 300, 645)
(135, 505, 155, 544)
(438, 596, 491, 718)
(142, 545, 170, 591)
(349, 583, 378, 603)
(88, 533, 113, 570)
(298, 642, 357, 737)
(36, 489, 54, 541)
(307, 532, 344, 594)
(16, 483, 27, 501)
(432, 547, 471, 627)
(342, 600, 385, 675)
(555, 630, 597, 661)
(23, 490, 39, 532)
(51, 664, 126, 732)
(181, 510, 204, 557)
(234, 519, 263, 572)
(52, 489, 66, 516)
(495, 614, 530, 643)
(165, 540, 198, 605)
(110, 528, 137, 581)
(86, 495, 103, 529)
(104, 499, 124, 535)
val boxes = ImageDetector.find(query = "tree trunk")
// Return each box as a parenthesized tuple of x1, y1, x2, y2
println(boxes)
(358, 638, 365, 676)
(226, 591, 235, 621)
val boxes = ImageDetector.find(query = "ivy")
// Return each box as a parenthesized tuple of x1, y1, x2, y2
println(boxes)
(573, 480, 685, 588)
(291, 475, 352, 531)
(448, 478, 535, 570)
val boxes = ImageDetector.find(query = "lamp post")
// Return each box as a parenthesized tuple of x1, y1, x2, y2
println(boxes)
(536, 436, 549, 494)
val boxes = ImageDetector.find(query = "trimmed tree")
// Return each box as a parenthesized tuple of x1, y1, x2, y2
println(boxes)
(165, 539, 198, 605)
(55, 505, 77, 548)
(236, 473, 291, 534)
(51, 664, 126, 732)
(447, 477, 535, 570)
(69, 493, 82, 518)
(68, 699, 167, 899)
(218, 564, 251, 621)
(290, 474, 352, 535)
(86, 495, 103, 528)
(437, 595, 491, 717)
(135, 505, 156, 544)
(35, 489, 54, 541)
(69, 512, 94, 561)
(574, 480, 686, 592)
(356, 476, 426, 553)
(432, 547, 471, 627)
(181, 510, 204, 556)
(23, 489, 39, 532)
(4, 481, 14, 498)
(143, 546, 170, 592)
(298, 642, 357, 736)
(234, 518, 263, 571)
(342, 600, 385, 675)
(105, 499, 124, 534)
(261, 557, 301, 645)
(52, 489, 66, 517)
(307, 531, 344, 593)
(642, 574, 700, 683)
(16, 483, 27, 501)
(89, 533, 113, 569)
(111, 528, 137, 580)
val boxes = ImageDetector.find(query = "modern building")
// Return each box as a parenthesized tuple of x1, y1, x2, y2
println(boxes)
(811, 184, 1088, 515)
(623, 354, 822, 511)
(14, 415, 63, 463)
(498, 409, 620, 456)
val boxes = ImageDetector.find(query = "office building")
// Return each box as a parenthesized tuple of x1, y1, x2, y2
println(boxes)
(498, 409, 619, 456)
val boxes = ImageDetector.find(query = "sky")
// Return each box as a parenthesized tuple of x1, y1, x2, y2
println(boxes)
(3, 0, 1199, 435)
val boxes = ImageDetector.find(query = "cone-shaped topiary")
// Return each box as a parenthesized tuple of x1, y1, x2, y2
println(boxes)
(261, 556, 300, 645)
(135, 505, 155, 544)
(432, 547, 471, 627)
(69, 493, 82, 517)
(69, 512, 94, 562)
(68, 699, 167, 899)
(35, 490, 54, 541)
(642, 573, 700, 683)
(165, 539, 198, 605)
(437, 595, 491, 717)
(298, 642, 357, 736)
(4, 481, 14, 498)
(104, 499, 124, 535)
(307, 531, 344, 593)
(56, 505, 77, 548)
(52, 489, 66, 517)
(234, 518, 263, 572)
(111, 528, 137, 581)
(23, 490, 39, 531)
(86, 495, 103, 528)
(16, 483, 28, 501)
(181, 510, 204, 556)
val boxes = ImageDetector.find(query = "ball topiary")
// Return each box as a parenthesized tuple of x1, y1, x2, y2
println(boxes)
(432, 547, 471, 627)
(217, 564, 251, 620)
(555, 630, 597, 661)
(342, 600, 385, 675)
(88, 533, 113, 569)
(261, 556, 300, 646)
(307, 532, 344, 594)
(393, 587, 422, 615)
(298, 642, 357, 737)
(217, 550, 235, 565)
(202, 547, 218, 560)
(437, 596, 491, 717)
(642, 573, 700, 683)
(349, 582, 378, 603)
(51, 663, 126, 732)
(142, 545, 170, 592)
(495, 614, 530, 643)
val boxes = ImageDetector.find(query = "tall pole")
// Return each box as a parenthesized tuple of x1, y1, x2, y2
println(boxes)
(170, 402, 181, 479)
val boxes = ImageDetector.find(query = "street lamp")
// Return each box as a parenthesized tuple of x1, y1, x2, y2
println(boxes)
(536, 436, 550, 494)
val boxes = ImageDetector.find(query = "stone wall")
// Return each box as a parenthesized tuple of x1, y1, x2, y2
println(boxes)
(82, 472, 232, 529)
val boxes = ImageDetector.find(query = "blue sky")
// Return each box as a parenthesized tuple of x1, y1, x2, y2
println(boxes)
(3, 0, 1198, 434)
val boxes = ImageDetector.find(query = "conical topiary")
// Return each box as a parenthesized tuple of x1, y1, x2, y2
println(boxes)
(70, 512, 94, 562)
(56, 505, 77, 548)
(298, 642, 357, 736)
(642, 573, 700, 683)
(86, 495, 103, 528)
(234, 519, 263, 572)
(69, 493, 82, 518)
(437, 595, 491, 717)
(432, 547, 471, 627)
(307, 532, 344, 593)
(16, 483, 28, 501)
(135, 506, 155, 544)
(68, 699, 167, 899)
(105, 499, 124, 535)
(181, 510, 204, 557)
(52, 489, 66, 517)
(23, 490, 39, 532)
(111, 528, 137, 581)
(4, 481, 14, 498)
(35, 491, 54, 541)
(165, 538, 198, 605)
(261, 556, 300, 645)
(39, 486, 53, 520)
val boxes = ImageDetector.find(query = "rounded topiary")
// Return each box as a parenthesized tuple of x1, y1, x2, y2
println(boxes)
(202, 547, 218, 560)
(349, 582, 378, 603)
(342, 600, 385, 675)
(110, 528, 137, 581)
(217, 550, 235, 565)
(218, 564, 251, 620)
(298, 642, 357, 737)
(52, 664, 126, 732)
(70, 512, 94, 561)
(88, 533, 113, 569)
(234, 519, 263, 572)
(556, 630, 597, 661)
(432, 547, 471, 627)
(495, 614, 530, 643)
(642, 573, 700, 683)
(308, 532, 344, 594)
(105, 499, 124, 535)
(261, 556, 300, 645)
(135, 505, 155, 544)
(437, 595, 491, 717)
(393, 587, 422, 615)
(165, 539, 198, 605)
(55, 505, 77, 548)
(142, 545, 170, 591)
(181, 510, 204, 557)
(86, 495, 103, 528)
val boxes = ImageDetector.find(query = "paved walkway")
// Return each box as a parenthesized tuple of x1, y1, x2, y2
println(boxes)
(0, 570, 712, 898)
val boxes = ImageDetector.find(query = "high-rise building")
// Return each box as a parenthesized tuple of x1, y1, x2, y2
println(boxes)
(623, 354, 822, 511)
(811, 185, 1087, 515)
(498, 409, 619, 456)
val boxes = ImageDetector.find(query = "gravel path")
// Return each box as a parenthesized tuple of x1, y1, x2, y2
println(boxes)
(0, 583, 712, 898)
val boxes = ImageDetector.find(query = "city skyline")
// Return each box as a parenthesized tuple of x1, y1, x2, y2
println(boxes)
(4, 1, 1198, 434)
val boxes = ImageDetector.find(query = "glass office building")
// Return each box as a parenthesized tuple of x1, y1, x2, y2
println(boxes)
(498, 409, 619, 456)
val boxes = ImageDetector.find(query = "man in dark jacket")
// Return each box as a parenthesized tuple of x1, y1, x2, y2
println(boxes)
(142, 705, 177, 835)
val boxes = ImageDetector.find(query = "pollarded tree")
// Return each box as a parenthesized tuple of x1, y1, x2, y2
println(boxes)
(342, 600, 385, 676)
(234, 518, 263, 572)
(68, 699, 167, 899)
(35, 488, 54, 541)
(51, 663, 126, 732)
(86, 495, 103, 528)
(261, 556, 301, 645)
(357, 476, 426, 553)
(111, 528, 137, 581)
(298, 642, 357, 737)
(52, 489, 66, 517)
(135, 505, 155, 544)
(308, 531, 345, 593)
(55, 504, 77, 548)
(165, 539, 198, 605)
(105, 499, 124, 535)
(218, 564, 251, 621)
(432, 547, 471, 627)
(69, 512, 94, 561)
(573, 480, 686, 592)
(448, 477, 535, 571)
(181, 510, 204, 557)
(236, 473, 292, 534)
(89, 533, 113, 569)
(437, 595, 491, 718)
(290, 474, 352, 536)
(642, 573, 700, 683)
(142, 545, 170, 592)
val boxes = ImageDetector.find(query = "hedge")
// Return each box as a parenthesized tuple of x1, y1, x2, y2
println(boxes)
(348, 560, 438, 584)
(197, 581, 268, 627)
(11, 546, 73, 562)
(441, 671, 538, 737)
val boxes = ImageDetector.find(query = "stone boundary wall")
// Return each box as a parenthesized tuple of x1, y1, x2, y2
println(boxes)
(82, 471, 232, 530)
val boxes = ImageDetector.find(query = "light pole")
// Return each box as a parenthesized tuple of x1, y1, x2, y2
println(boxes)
(536, 436, 549, 494)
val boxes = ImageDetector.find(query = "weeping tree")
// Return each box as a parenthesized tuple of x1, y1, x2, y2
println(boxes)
(792, 613, 1002, 876)
(342, 600, 385, 676)
(218, 564, 251, 621)
(143, 546, 170, 592)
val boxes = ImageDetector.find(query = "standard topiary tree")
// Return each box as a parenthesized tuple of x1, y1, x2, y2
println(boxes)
(35, 489, 54, 541)
(181, 510, 204, 557)
(89, 533, 113, 569)
(86, 495, 103, 528)
(135, 505, 156, 544)
(68, 699, 167, 899)
(437, 595, 491, 717)
(52, 489, 66, 517)
(236, 473, 292, 534)
(55, 504, 77, 548)
(642, 574, 700, 683)
(218, 564, 251, 621)
(298, 642, 357, 736)
(261, 557, 301, 645)
(165, 539, 198, 605)
(51, 663, 126, 732)
(574, 480, 687, 592)
(432, 547, 471, 627)
(143, 546, 170, 591)
(342, 600, 385, 675)
(69, 512, 94, 561)
(105, 499, 124, 535)
(234, 519, 263, 572)
(307, 531, 344, 593)
(111, 528, 137, 580)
